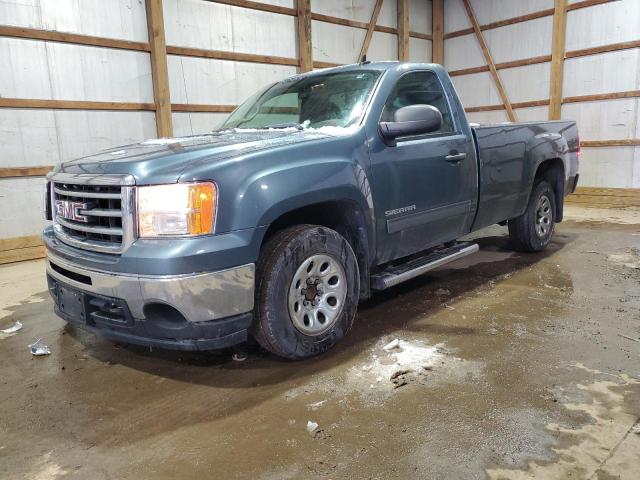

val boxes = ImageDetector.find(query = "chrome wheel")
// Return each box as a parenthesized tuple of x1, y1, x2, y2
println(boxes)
(288, 254, 347, 336)
(535, 194, 552, 238)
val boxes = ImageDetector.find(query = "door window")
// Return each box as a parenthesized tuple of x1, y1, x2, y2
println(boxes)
(382, 71, 455, 136)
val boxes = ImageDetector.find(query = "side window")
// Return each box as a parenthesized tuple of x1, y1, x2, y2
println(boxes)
(382, 71, 455, 136)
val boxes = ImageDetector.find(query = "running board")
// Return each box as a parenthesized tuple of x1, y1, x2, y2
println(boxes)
(371, 242, 479, 290)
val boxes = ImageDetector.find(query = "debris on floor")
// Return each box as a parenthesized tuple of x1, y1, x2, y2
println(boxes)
(435, 288, 451, 296)
(1, 320, 22, 334)
(306, 400, 327, 411)
(306, 421, 320, 436)
(383, 338, 400, 351)
(232, 351, 248, 362)
(28, 338, 51, 356)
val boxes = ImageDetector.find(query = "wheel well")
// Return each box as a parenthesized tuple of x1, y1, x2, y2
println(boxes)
(534, 158, 565, 222)
(261, 200, 372, 300)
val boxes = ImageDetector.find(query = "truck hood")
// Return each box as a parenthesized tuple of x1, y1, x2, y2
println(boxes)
(55, 128, 351, 184)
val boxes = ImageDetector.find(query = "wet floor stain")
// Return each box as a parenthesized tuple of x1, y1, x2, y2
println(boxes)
(1, 221, 639, 479)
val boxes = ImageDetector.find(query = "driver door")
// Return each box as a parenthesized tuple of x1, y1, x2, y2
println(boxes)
(369, 70, 477, 264)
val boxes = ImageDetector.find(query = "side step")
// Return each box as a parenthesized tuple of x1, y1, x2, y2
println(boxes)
(371, 242, 479, 290)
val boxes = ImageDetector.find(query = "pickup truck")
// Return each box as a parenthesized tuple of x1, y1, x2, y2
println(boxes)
(43, 62, 579, 359)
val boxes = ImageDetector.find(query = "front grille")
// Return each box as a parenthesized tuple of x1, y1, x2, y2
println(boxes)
(49, 173, 135, 254)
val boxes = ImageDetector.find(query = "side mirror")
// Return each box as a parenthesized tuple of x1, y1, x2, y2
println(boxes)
(379, 104, 443, 145)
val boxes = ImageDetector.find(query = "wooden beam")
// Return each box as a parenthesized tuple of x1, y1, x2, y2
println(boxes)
(145, 0, 173, 138)
(205, 0, 296, 16)
(567, 187, 640, 208)
(397, 0, 409, 61)
(0, 166, 53, 179)
(449, 54, 551, 76)
(358, 0, 384, 62)
(0, 98, 155, 111)
(563, 90, 640, 103)
(171, 104, 237, 113)
(549, 0, 568, 120)
(432, 0, 444, 64)
(0, 25, 150, 52)
(581, 139, 640, 147)
(566, 39, 640, 59)
(296, 0, 312, 72)
(313, 60, 342, 69)
(444, 0, 613, 40)
(464, 99, 549, 113)
(0, 235, 45, 266)
(461, 0, 516, 121)
(166, 45, 298, 66)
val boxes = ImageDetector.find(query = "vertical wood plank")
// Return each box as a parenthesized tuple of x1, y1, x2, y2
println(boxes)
(358, 0, 385, 62)
(461, 0, 516, 122)
(145, 0, 173, 137)
(296, 0, 313, 72)
(432, 0, 444, 64)
(549, 0, 568, 120)
(397, 0, 409, 61)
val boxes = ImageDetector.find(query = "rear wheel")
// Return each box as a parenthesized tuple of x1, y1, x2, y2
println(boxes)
(252, 225, 359, 360)
(508, 180, 556, 252)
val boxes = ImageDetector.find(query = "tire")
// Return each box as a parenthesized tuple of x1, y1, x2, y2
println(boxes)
(252, 224, 360, 360)
(508, 180, 556, 252)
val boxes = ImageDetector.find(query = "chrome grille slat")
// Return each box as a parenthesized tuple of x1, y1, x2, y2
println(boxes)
(56, 217, 124, 236)
(49, 173, 136, 254)
(53, 187, 121, 199)
(79, 208, 122, 218)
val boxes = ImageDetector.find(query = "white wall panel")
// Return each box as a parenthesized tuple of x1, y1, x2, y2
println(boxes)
(312, 21, 366, 65)
(499, 63, 550, 104)
(451, 72, 501, 108)
(312, 0, 397, 29)
(467, 0, 553, 25)
(562, 99, 639, 141)
(466, 110, 509, 125)
(0, 0, 148, 42)
(578, 147, 638, 188)
(0, 177, 46, 238)
(0, 38, 153, 102)
(515, 106, 548, 122)
(164, 0, 296, 58)
(168, 56, 296, 105)
(367, 31, 398, 62)
(563, 49, 640, 97)
(0, 110, 156, 168)
(172, 112, 229, 137)
(409, 0, 432, 35)
(443, 34, 485, 71)
(483, 16, 552, 64)
(409, 38, 432, 63)
(444, 0, 471, 34)
(566, 0, 640, 51)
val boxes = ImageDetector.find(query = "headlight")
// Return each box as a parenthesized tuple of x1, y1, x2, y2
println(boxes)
(137, 182, 216, 238)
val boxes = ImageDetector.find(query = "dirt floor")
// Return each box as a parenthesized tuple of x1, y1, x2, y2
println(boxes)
(1, 206, 639, 480)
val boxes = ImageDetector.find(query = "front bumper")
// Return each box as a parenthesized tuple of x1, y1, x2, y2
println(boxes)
(46, 251, 255, 350)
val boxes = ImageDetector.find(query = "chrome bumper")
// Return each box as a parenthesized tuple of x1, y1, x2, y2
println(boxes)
(46, 252, 255, 322)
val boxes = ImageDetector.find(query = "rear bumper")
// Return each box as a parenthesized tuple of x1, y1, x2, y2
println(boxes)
(46, 250, 255, 350)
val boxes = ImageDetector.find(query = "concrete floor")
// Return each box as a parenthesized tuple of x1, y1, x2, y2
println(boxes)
(1, 207, 639, 480)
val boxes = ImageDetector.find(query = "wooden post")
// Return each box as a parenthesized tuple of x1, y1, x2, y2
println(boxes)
(397, 0, 409, 61)
(461, 0, 516, 122)
(358, 0, 384, 62)
(296, 0, 312, 72)
(549, 0, 568, 120)
(432, 0, 444, 64)
(145, 0, 173, 137)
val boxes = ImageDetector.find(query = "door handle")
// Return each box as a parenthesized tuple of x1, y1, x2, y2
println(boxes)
(445, 153, 466, 163)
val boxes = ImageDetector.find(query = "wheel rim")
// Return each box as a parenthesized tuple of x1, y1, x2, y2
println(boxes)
(288, 253, 347, 336)
(535, 194, 552, 238)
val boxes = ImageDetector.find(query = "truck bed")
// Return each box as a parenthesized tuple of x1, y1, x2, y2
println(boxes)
(471, 120, 580, 230)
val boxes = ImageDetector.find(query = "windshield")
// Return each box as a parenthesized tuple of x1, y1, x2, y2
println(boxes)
(219, 70, 381, 130)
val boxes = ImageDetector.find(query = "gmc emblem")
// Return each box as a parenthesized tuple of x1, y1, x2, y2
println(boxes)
(54, 200, 89, 223)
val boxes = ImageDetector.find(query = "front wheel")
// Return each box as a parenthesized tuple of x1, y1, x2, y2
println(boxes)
(508, 180, 556, 252)
(252, 225, 360, 360)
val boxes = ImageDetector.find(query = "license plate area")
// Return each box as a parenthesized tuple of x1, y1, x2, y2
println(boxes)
(57, 284, 87, 322)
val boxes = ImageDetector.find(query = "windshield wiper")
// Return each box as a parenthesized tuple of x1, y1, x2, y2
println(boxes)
(263, 122, 305, 130)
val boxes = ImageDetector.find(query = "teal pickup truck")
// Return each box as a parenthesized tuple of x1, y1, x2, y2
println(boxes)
(44, 62, 579, 359)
